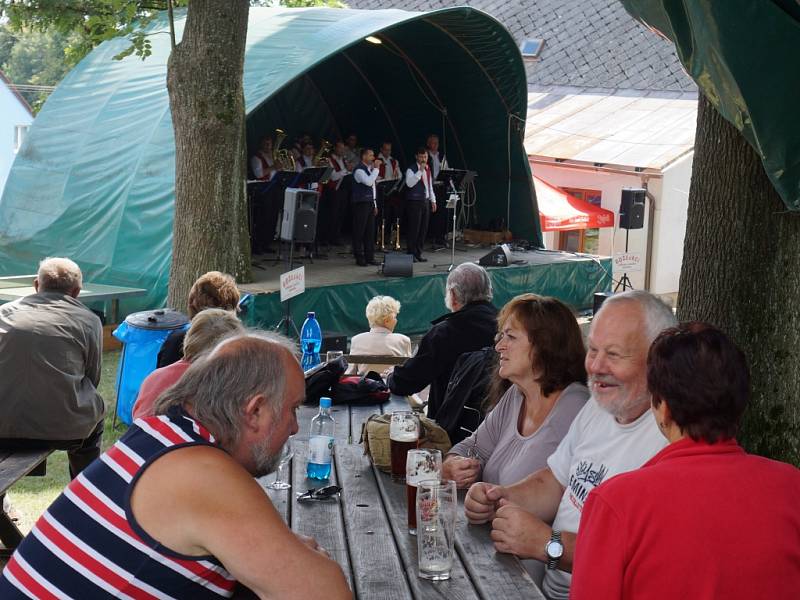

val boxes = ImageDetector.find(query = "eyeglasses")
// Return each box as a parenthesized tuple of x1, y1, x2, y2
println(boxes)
(297, 485, 342, 502)
(458, 406, 482, 459)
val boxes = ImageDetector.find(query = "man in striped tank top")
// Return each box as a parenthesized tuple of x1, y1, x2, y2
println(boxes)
(0, 332, 351, 599)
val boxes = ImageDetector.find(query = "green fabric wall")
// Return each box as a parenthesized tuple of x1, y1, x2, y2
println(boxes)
(246, 257, 612, 338)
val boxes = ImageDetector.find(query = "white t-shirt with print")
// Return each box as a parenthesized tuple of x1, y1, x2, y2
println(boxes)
(543, 397, 667, 600)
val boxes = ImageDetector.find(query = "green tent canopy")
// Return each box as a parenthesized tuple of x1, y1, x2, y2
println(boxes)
(0, 7, 539, 312)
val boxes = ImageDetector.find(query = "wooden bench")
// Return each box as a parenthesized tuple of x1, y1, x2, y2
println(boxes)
(344, 354, 409, 366)
(0, 449, 51, 558)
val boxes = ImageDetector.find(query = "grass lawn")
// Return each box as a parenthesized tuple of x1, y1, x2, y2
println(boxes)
(6, 349, 128, 534)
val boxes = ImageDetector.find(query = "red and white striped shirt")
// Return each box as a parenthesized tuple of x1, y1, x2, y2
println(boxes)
(0, 408, 237, 599)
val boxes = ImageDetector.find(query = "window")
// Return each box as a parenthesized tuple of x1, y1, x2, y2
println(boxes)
(558, 188, 603, 254)
(520, 38, 545, 60)
(14, 125, 29, 153)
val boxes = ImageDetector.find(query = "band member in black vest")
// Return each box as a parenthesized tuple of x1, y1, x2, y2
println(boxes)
(426, 134, 448, 249)
(249, 135, 280, 254)
(351, 148, 381, 267)
(405, 147, 437, 263)
(296, 142, 316, 171)
(321, 140, 350, 247)
(377, 140, 402, 246)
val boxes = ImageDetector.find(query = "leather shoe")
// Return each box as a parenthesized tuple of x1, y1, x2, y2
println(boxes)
(416, 256, 428, 262)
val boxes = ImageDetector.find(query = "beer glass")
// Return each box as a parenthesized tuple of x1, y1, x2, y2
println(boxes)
(416, 479, 457, 580)
(406, 448, 442, 535)
(390, 411, 420, 481)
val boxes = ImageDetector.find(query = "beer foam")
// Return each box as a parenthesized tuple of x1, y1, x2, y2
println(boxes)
(390, 430, 418, 442)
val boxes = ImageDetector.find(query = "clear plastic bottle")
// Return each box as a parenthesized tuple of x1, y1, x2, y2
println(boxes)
(306, 397, 335, 480)
(300, 311, 322, 370)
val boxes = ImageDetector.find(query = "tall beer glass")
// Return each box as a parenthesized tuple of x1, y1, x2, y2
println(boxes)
(406, 448, 442, 535)
(416, 479, 457, 580)
(390, 411, 420, 481)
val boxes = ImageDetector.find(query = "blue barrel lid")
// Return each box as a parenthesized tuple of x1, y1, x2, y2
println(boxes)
(124, 308, 189, 331)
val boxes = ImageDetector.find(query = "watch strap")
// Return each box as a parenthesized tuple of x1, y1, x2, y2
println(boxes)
(545, 529, 562, 570)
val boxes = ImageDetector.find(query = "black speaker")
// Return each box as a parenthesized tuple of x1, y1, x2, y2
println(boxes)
(593, 292, 614, 315)
(478, 244, 511, 267)
(280, 188, 318, 243)
(619, 189, 645, 230)
(321, 332, 347, 353)
(382, 252, 413, 277)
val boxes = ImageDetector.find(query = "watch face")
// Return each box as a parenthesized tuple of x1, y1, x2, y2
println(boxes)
(547, 540, 564, 559)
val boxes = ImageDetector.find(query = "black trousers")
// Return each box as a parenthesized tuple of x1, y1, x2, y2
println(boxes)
(428, 185, 448, 243)
(351, 202, 376, 262)
(250, 184, 282, 252)
(328, 186, 348, 245)
(0, 419, 104, 479)
(405, 199, 430, 258)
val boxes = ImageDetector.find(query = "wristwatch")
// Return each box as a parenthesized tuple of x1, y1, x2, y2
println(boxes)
(545, 530, 563, 570)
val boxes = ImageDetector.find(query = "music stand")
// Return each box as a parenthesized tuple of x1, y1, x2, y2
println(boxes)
(376, 178, 401, 251)
(266, 170, 301, 264)
(434, 169, 475, 271)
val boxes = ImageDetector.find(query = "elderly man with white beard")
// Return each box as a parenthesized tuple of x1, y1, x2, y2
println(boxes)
(464, 290, 676, 600)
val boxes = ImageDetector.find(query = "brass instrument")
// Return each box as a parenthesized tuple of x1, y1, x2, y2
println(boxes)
(379, 219, 386, 251)
(272, 128, 295, 171)
(394, 218, 401, 251)
(314, 139, 333, 166)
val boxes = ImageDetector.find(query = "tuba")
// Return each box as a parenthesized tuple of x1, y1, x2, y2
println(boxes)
(273, 128, 295, 171)
(314, 139, 333, 166)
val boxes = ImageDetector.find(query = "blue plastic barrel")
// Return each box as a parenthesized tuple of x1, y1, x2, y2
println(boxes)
(112, 309, 189, 425)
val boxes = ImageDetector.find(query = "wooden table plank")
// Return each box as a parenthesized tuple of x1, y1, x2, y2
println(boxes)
(454, 518, 545, 600)
(336, 444, 413, 600)
(349, 403, 383, 445)
(0, 450, 51, 492)
(290, 441, 353, 591)
(372, 464, 480, 600)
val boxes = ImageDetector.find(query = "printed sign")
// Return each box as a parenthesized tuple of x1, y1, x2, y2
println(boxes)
(613, 252, 643, 273)
(280, 266, 305, 302)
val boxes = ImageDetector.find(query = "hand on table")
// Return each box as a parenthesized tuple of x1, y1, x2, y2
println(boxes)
(442, 456, 480, 489)
(490, 499, 549, 560)
(464, 481, 507, 524)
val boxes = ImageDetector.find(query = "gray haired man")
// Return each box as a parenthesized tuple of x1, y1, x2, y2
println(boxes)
(388, 262, 498, 419)
(0, 257, 104, 478)
(0, 332, 352, 599)
(464, 290, 677, 599)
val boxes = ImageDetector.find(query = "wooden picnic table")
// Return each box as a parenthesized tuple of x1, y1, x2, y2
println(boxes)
(259, 396, 544, 600)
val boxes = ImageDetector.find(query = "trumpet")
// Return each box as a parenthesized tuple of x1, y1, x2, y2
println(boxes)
(314, 139, 332, 166)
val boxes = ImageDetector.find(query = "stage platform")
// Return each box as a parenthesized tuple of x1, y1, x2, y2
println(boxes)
(240, 243, 611, 338)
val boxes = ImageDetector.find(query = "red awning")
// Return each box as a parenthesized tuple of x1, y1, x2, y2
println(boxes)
(533, 175, 615, 231)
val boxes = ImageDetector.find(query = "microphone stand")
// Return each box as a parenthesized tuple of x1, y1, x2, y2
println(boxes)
(434, 177, 461, 272)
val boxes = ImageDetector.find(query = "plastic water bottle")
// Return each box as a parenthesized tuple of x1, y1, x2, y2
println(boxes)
(307, 397, 335, 480)
(300, 311, 322, 370)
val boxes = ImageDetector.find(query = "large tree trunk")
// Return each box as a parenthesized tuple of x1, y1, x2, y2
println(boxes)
(678, 93, 800, 465)
(166, 0, 251, 311)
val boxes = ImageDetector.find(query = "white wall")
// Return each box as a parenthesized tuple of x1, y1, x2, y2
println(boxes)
(532, 162, 650, 289)
(648, 152, 693, 295)
(0, 81, 33, 197)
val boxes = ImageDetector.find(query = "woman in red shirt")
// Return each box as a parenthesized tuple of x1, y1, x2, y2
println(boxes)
(570, 322, 800, 600)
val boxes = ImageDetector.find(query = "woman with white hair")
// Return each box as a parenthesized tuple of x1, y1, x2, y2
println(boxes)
(348, 295, 412, 375)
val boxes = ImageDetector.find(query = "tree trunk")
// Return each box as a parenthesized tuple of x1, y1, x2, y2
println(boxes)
(678, 93, 800, 465)
(166, 0, 251, 312)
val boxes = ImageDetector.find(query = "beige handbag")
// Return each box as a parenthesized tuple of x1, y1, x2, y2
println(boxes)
(360, 413, 452, 473)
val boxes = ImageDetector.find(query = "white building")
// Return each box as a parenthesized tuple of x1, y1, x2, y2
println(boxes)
(527, 87, 697, 297)
(0, 70, 33, 197)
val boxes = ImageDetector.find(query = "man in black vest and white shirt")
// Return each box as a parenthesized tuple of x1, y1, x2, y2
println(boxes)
(404, 147, 437, 262)
(351, 147, 381, 267)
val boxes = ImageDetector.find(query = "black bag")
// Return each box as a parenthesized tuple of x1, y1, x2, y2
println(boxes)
(436, 346, 497, 444)
(333, 371, 390, 406)
(304, 356, 348, 404)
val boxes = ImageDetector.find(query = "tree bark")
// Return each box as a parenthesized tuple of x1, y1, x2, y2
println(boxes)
(166, 0, 251, 312)
(678, 93, 800, 465)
